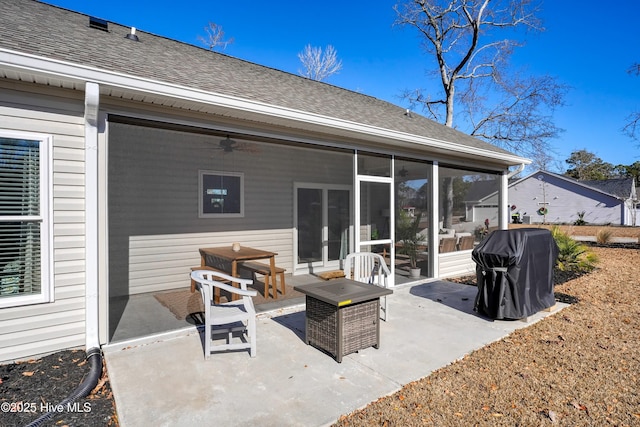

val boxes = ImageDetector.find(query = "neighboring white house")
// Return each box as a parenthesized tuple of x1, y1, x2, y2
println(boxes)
(0, 1, 531, 362)
(472, 170, 639, 226)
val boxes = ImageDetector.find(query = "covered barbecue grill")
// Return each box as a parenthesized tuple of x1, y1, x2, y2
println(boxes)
(471, 228, 559, 320)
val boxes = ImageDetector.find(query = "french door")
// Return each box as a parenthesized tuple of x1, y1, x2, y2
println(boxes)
(295, 184, 352, 272)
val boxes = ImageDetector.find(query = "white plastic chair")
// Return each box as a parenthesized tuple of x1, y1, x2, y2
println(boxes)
(343, 252, 391, 321)
(190, 270, 258, 359)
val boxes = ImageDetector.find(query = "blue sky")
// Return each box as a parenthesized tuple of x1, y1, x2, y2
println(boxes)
(42, 1, 640, 169)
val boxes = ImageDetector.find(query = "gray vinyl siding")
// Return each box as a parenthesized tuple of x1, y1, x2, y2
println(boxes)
(108, 122, 353, 296)
(0, 82, 86, 363)
(127, 230, 292, 294)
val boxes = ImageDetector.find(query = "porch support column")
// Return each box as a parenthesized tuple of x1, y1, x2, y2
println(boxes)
(84, 82, 100, 350)
(499, 170, 509, 229)
(500, 164, 525, 230)
(430, 162, 439, 278)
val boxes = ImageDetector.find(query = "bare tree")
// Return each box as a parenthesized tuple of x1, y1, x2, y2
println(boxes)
(198, 22, 233, 51)
(394, 0, 568, 161)
(298, 44, 343, 82)
(623, 62, 640, 141)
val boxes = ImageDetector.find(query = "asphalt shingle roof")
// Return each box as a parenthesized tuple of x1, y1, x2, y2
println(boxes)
(582, 178, 635, 199)
(1, 0, 518, 160)
(523, 171, 635, 200)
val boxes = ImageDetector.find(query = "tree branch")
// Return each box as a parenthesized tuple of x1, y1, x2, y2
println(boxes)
(623, 111, 640, 141)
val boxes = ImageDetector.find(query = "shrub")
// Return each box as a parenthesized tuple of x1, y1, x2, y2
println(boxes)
(573, 211, 587, 226)
(474, 225, 488, 241)
(551, 226, 598, 273)
(596, 228, 613, 244)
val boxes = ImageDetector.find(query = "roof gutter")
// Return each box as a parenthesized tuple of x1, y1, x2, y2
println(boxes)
(507, 163, 526, 179)
(1, 49, 530, 166)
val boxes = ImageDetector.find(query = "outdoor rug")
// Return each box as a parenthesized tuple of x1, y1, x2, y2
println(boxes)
(154, 280, 304, 321)
(154, 289, 205, 321)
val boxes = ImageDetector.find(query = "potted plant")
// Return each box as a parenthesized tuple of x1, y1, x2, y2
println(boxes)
(396, 210, 423, 278)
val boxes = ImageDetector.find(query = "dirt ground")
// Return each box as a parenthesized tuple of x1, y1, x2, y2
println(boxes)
(1, 236, 638, 426)
(334, 245, 640, 426)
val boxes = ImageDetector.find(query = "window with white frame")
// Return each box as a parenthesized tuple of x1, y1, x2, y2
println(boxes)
(0, 132, 52, 308)
(198, 170, 244, 218)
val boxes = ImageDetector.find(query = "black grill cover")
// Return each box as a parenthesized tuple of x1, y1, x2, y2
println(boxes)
(471, 228, 559, 320)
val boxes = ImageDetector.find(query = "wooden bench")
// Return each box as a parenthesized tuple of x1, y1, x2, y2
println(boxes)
(317, 270, 346, 280)
(190, 266, 231, 304)
(239, 261, 286, 299)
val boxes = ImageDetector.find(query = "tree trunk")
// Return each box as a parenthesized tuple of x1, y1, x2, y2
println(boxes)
(443, 176, 454, 229)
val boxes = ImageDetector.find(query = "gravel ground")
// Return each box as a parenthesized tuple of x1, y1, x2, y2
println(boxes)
(334, 245, 640, 426)
(1, 227, 637, 427)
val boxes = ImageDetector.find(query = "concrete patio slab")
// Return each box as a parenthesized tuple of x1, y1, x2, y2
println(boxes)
(104, 280, 567, 427)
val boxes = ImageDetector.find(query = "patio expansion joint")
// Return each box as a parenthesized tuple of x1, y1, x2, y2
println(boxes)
(347, 355, 406, 389)
(102, 325, 199, 355)
(256, 302, 306, 319)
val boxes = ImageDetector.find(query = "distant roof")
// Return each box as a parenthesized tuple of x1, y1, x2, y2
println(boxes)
(473, 170, 636, 202)
(517, 170, 635, 200)
(0, 0, 527, 166)
(581, 178, 635, 199)
(464, 180, 500, 202)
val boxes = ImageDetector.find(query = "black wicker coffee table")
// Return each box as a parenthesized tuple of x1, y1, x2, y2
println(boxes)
(294, 278, 392, 362)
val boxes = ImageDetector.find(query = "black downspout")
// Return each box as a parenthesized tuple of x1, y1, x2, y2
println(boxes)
(26, 347, 103, 427)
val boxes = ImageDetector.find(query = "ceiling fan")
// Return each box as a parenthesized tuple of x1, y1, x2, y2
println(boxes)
(215, 135, 260, 154)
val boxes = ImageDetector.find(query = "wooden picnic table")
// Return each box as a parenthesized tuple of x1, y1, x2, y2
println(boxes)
(198, 246, 278, 300)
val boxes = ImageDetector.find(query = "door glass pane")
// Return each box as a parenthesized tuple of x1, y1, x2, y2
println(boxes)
(297, 188, 322, 263)
(327, 190, 350, 261)
(359, 181, 391, 252)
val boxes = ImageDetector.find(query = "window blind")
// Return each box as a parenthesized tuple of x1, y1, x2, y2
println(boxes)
(0, 138, 42, 298)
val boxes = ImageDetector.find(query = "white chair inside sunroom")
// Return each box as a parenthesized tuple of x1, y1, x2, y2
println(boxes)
(190, 270, 258, 359)
(343, 252, 391, 321)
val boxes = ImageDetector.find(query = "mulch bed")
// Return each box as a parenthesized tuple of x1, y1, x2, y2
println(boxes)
(0, 350, 118, 426)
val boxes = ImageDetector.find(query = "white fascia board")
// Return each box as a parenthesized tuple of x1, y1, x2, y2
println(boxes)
(1, 48, 530, 165)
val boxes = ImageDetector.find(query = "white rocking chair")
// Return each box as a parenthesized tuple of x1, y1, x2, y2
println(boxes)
(190, 270, 258, 359)
(343, 252, 391, 321)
